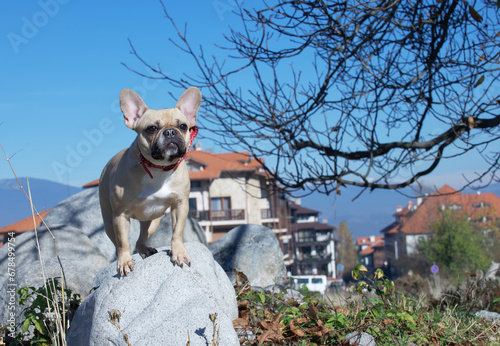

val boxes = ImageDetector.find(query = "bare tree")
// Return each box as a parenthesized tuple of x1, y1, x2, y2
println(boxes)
(336, 221, 358, 279)
(125, 0, 500, 195)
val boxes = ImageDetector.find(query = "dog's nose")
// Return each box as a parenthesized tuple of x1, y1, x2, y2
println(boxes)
(162, 128, 176, 138)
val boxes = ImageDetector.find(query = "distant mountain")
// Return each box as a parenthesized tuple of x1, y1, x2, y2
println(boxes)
(302, 182, 500, 239)
(0, 177, 83, 228)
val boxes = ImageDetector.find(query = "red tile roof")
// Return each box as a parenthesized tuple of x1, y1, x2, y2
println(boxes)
(384, 185, 500, 235)
(356, 235, 384, 246)
(186, 150, 264, 180)
(83, 179, 99, 188)
(359, 238, 385, 255)
(0, 209, 50, 234)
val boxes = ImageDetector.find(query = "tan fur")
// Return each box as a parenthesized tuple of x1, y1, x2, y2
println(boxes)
(99, 87, 202, 276)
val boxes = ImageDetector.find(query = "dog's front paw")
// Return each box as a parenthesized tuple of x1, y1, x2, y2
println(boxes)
(117, 255, 135, 277)
(169, 242, 191, 268)
(139, 246, 158, 259)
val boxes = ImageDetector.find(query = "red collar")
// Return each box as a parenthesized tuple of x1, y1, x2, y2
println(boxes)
(139, 126, 198, 179)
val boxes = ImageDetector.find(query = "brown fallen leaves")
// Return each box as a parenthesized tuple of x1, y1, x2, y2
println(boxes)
(257, 313, 285, 345)
(234, 294, 335, 345)
(232, 268, 338, 345)
(254, 312, 336, 345)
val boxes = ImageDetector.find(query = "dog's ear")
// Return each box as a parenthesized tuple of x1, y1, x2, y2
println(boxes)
(120, 89, 148, 129)
(175, 87, 202, 126)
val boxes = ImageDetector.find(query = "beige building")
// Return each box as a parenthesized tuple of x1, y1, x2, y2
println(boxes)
(185, 147, 290, 246)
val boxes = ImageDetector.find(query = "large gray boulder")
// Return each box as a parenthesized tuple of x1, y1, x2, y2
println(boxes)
(0, 225, 109, 323)
(209, 224, 286, 287)
(67, 242, 238, 346)
(0, 225, 108, 284)
(43, 187, 207, 261)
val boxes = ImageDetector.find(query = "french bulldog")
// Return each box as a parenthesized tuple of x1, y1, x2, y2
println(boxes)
(99, 87, 202, 276)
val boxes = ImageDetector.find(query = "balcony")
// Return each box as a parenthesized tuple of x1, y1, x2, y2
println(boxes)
(189, 209, 245, 222)
(295, 239, 331, 247)
(189, 210, 210, 221)
(296, 253, 332, 265)
(261, 208, 277, 220)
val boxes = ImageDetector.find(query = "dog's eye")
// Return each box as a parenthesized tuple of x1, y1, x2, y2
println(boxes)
(179, 124, 188, 132)
(146, 126, 158, 134)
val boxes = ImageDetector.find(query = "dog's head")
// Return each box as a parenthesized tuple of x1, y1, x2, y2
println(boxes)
(119, 87, 202, 165)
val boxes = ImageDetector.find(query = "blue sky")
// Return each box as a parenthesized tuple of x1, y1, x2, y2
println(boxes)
(0, 1, 241, 188)
(0, 0, 493, 190)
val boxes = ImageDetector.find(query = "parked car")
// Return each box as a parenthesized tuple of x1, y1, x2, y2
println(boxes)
(292, 275, 328, 295)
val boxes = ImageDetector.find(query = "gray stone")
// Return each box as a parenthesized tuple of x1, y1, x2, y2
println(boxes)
(484, 261, 500, 281)
(209, 224, 286, 287)
(345, 331, 377, 346)
(475, 310, 500, 324)
(67, 242, 238, 346)
(251, 284, 305, 305)
(42, 187, 207, 261)
(0, 225, 108, 287)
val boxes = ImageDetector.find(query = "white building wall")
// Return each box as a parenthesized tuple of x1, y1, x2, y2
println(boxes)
(327, 238, 337, 278)
(406, 234, 429, 255)
(190, 173, 273, 225)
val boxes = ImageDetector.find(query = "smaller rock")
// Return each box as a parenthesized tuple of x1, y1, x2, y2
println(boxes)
(265, 284, 305, 303)
(344, 331, 377, 346)
(475, 310, 500, 324)
(484, 261, 500, 281)
(209, 224, 286, 287)
(251, 284, 304, 304)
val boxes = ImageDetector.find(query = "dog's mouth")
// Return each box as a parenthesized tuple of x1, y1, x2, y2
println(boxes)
(151, 142, 185, 161)
(165, 142, 180, 157)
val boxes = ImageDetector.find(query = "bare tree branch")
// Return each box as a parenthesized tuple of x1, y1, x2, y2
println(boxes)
(124, 0, 500, 195)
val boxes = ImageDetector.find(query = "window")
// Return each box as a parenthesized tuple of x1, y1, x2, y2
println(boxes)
(191, 181, 201, 189)
(189, 198, 197, 211)
(297, 213, 317, 222)
(311, 278, 324, 284)
(315, 245, 327, 256)
(297, 230, 315, 242)
(187, 162, 202, 171)
(472, 202, 491, 209)
(211, 197, 231, 210)
(316, 231, 330, 242)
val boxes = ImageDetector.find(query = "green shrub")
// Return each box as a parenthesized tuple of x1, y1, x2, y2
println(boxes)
(2, 277, 81, 345)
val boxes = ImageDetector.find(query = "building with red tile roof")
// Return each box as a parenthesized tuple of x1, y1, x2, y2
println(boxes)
(356, 235, 384, 249)
(355, 236, 387, 272)
(183, 149, 287, 245)
(382, 185, 500, 273)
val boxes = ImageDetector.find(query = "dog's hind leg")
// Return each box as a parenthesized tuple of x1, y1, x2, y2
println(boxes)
(136, 218, 161, 259)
